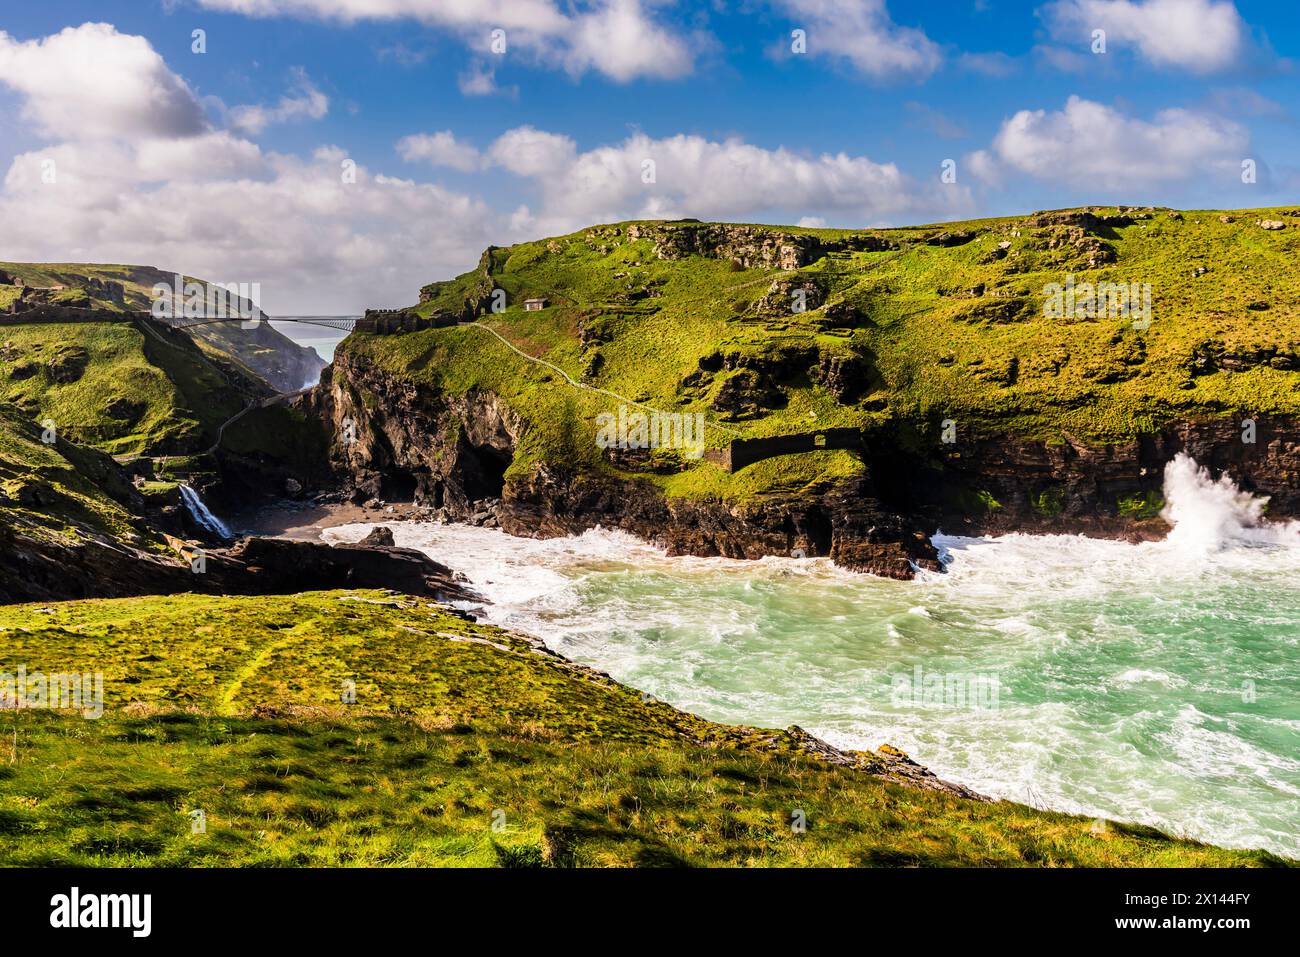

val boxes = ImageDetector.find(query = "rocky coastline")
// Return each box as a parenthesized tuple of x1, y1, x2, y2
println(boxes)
(286, 347, 1300, 581)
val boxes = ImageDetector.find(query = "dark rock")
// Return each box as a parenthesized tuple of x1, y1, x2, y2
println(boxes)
(0, 527, 478, 606)
(814, 348, 878, 404)
(47, 347, 88, 384)
(104, 396, 145, 422)
(710, 368, 785, 420)
(357, 525, 395, 547)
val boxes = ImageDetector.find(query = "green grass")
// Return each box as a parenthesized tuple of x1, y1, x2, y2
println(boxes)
(0, 320, 248, 456)
(0, 590, 1285, 867)
(0, 402, 152, 547)
(0, 261, 323, 447)
(343, 207, 1300, 503)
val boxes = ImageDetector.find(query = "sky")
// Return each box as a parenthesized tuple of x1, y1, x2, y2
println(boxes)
(0, 0, 1296, 313)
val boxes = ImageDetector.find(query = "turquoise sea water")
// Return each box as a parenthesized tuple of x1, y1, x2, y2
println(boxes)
(324, 455, 1300, 857)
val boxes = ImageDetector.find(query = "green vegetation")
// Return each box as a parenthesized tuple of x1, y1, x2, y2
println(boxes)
(1030, 487, 1065, 517)
(347, 207, 1300, 503)
(0, 590, 1279, 867)
(0, 320, 247, 455)
(1117, 490, 1164, 520)
(0, 261, 323, 454)
(0, 402, 152, 548)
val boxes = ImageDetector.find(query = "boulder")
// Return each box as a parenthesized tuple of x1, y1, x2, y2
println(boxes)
(357, 525, 395, 547)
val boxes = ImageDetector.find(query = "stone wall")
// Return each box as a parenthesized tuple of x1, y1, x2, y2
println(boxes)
(353, 309, 460, 335)
(710, 428, 864, 472)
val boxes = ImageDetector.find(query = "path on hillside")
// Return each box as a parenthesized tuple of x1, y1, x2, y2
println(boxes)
(113, 379, 312, 466)
(112, 247, 913, 463)
(465, 321, 744, 437)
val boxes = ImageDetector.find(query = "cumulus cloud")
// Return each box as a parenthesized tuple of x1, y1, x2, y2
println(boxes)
(194, 0, 697, 82)
(968, 95, 1248, 189)
(397, 130, 482, 171)
(227, 67, 329, 133)
(473, 126, 971, 234)
(0, 23, 207, 139)
(1042, 0, 1249, 72)
(485, 126, 579, 178)
(562, 0, 693, 81)
(0, 20, 969, 315)
(0, 139, 496, 313)
(771, 0, 941, 80)
(0, 25, 494, 312)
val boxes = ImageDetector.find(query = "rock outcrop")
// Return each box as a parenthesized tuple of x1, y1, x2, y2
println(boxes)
(305, 353, 942, 577)
(624, 222, 899, 270)
(0, 524, 476, 606)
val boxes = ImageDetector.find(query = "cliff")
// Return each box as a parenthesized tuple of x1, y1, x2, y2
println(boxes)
(0, 261, 325, 394)
(304, 206, 1300, 575)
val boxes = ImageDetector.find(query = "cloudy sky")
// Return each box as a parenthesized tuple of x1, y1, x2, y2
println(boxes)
(0, 0, 1296, 312)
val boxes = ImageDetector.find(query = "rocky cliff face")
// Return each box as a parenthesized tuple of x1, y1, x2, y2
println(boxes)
(306, 351, 942, 578)
(873, 415, 1300, 539)
(299, 208, 1300, 577)
(305, 352, 520, 514)
(308, 345, 1300, 577)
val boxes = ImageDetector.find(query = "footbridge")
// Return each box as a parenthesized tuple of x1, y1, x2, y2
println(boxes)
(163, 314, 360, 333)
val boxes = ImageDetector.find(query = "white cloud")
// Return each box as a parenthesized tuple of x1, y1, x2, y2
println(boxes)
(0, 140, 497, 313)
(227, 67, 329, 133)
(0, 21, 971, 317)
(0, 25, 494, 313)
(1042, 0, 1248, 72)
(193, 0, 569, 32)
(480, 126, 971, 233)
(772, 0, 941, 80)
(397, 130, 481, 171)
(969, 95, 1248, 189)
(0, 23, 207, 139)
(457, 60, 501, 96)
(563, 0, 694, 81)
(194, 0, 696, 82)
(486, 126, 579, 178)
(136, 130, 268, 181)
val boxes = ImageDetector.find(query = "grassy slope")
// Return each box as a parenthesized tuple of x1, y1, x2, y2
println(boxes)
(0, 402, 154, 549)
(0, 260, 322, 429)
(0, 320, 249, 456)
(0, 590, 1283, 867)
(343, 206, 1300, 502)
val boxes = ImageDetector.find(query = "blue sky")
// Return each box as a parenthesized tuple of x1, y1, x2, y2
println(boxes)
(0, 0, 1296, 311)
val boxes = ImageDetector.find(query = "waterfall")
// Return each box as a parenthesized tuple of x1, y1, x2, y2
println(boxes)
(178, 484, 234, 540)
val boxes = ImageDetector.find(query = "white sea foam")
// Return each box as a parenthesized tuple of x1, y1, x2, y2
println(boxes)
(322, 456, 1300, 857)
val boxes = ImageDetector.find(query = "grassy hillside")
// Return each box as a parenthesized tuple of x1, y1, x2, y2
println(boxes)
(0, 319, 251, 456)
(0, 261, 324, 397)
(0, 402, 152, 547)
(0, 590, 1280, 867)
(343, 206, 1300, 502)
